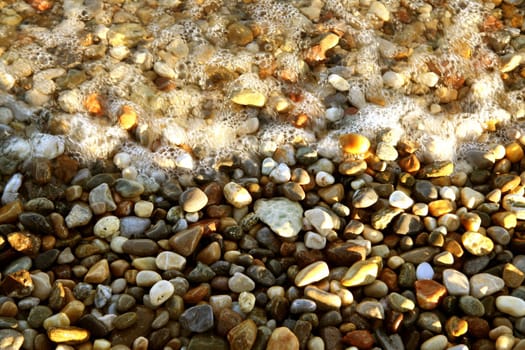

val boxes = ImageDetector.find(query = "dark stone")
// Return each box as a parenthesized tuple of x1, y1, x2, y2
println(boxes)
(33, 249, 60, 270)
(18, 212, 53, 235)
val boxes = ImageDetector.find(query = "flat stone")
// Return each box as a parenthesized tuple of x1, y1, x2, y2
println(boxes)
(341, 256, 381, 287)
(304, 286, 341, 310)
(418, 161, 453, 178)
(245, 265, 276, 287)
(254, 198, 303, 238)
(470, 273, 505, 299)
(290, 298, 317, 314)
(266, 327, 299, 350)
(18, 212, 53, 235)
(462, 231, 494, 256)
(179, 304, 214, 333)
(495, 296, 525, 317)
(442, 269, 470, 296)
(113, 312, 137, 330)
(231, 89, 266, 107)
(28, 305, 53, 328)
(387, 292, 415, 312)
(371, 207, 403, 230)
(295, 261, 329, 287)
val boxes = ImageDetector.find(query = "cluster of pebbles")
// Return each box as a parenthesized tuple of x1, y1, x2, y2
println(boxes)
(4, 132, 525, 350)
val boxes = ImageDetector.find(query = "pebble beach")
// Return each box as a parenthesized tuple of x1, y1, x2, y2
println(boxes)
(1, 0, 525, 349)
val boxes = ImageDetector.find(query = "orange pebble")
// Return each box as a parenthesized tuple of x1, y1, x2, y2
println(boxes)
(339, 133, 371, 154)
(118, 105, 138, 130)
(505, 142, 524, 163)
(84, 93, 104, 116)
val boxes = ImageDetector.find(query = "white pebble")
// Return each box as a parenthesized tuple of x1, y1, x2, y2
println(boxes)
(304, 231, 327, 250)
(238, 291, 256, 313)
(261, 157, 278, 175)
(136, 270, 162, 287)
(389, 190, 414, 209)
(325, 107, 344, 122)
(416, 262, 434, 280)
(304, 208, 334, 233)
(113, 152, 131, 169)
(149, 280, 175, 307)
(155, 251, 186, 271)
(369, 1, 390, 21)
(495, 296, 525, 317)
(175, 153, 194, 170)
(1, 173, 23, 205)
(58, 89, 82, 113)
(31, 133, 64, 160)
(269, 163, 291, 183)
(315, 171, 335, 187)
(417, 72, 439, 87)
(93, 216, 120, 240)
(153, 61, 176, 79)
(382, 71, 404, 89)
(439, 186, 457, 201)
(328, 74, 350, 91)
(110, 236, 128, 254)
(223, 182, 252, 208)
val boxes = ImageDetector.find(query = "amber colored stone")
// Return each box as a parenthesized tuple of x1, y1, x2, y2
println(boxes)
(0, 200, 23, 225)
(505, 142, 524, 163)
(339, 133, 371, 155)
(446, 316, 468, 337)
(491, 211, 517, 230)
(428, 199, 455, 217)
(42, 235, 56, 250)
(414, 280, 447, 310)
(444, 239, 464, 258)
(379, 267, 399, 292)
(342, 330, 374, 349)
(0, 300, 18, 317)
(183, 284, 211, 304)
(115, 201, 133, 217)
(110, 259, 130, 277)
(118, 105, 138, 130)
(398, 154, 420, 173)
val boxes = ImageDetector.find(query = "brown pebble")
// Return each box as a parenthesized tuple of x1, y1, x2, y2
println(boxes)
(415, 280, 447, 310)
(196, 241, 222, 265)
(217, 307, 243, 337)
(84, 259, 110, 283)
(446, 315, 468, 337)
(0, 200, 23, 224)
(0, 300, 18, 317)
(183, 283, 211, 304)
(169, 226, 204, 257)
(398, 154, 420, 173)
(267, 327, 300, 350)
(342, 330, 375, 349)
(465, 316, 490, 338)
(110, 259, 130, 277)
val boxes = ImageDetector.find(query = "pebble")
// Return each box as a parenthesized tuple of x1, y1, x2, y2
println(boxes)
(93, 216, 120, 239)
(421, 334, 448, 350)
(304, 231, 327, 250)
(416, 262, 434, 280)
(114, 178, 144, 198)
(181, 187, 208, 212)
(461, 231, 494, 256)
(470, 273, 505, 299)
(356, 300, 385, 319)
(341, 257, 381, 287)
(0, 329, 24, 349)
(389, 190, 414, 209)
(84, 259, 110, 284)
(304, 208, 334, 233)
(328, 74, 350, 91)
(295, 261, 329, 287)
(442, 269, 470, 296)
(269, 163, 291, 183)
(267, 327, 299, 350)
(352, 187, 378, 208)
(228, 272, 255, 293)
(223, 182, 252, 208)
(459, 295, 485, 316)
(495, 296, 525, 317)
(121, 239, 159, 256)
(155, 251, 186, 271)
(65, 203, 93, 228)
(89, 183, 117, 214)
(179, 304, 214, 333)
(254, 198, 303, 238)
(415, 280, 447, 310)
(149, 280, 175, 307)
(339, 133, 371, 154)
(119, 217, 151, 238)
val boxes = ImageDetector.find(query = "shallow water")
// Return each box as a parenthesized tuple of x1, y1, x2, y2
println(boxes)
(0, 0, 523, 176)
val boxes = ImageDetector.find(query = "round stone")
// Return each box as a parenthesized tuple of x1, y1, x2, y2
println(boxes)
(470, 273, 505, 299)
(155, 251, 186, 271)
(416, 262, 434, 280)
(442, 269, 469, 296)
(339, 133, 371, 154)
(223, 182, 252, 208)
(93, 216, 120, 239)
(134, 200, 154, 217)
(389, 190, 414, 209)
(180, 188, 208, 212)
(136, 270, 162, 287)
